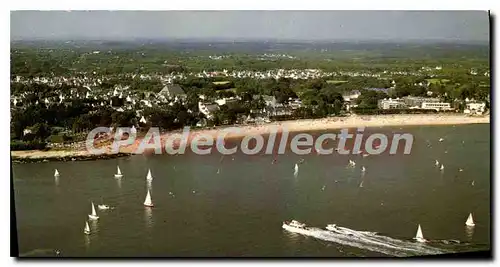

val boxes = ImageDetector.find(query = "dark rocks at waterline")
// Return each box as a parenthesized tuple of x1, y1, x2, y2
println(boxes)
(11, 153, 132, 164)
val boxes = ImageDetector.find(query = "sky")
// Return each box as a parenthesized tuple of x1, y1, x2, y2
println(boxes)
(10, 11, 490, 42)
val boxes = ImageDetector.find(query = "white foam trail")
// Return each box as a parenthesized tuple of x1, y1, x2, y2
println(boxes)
(331, 225, 447, 255)
(284, 224, 448, 257)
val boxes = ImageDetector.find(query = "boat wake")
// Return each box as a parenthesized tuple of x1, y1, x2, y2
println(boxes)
(283, 222, 450, 257)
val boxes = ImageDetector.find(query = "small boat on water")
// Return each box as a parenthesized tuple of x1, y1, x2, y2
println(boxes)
(84, 221, 90, 235)
(472, 180, 475, 186)
(326, 224, 340, 232)
(466, 213, 475, 227)
(144, 190, 154, 207)
(282, 220, 310, 234)
(294, 164, 299, 176)
(98, 204, 111, 210)
(146, 169, 153, 182)
(440, 164, 445, 171)
(54, 169, 60, 177)
(361, 166, 366, 172)
(348, 160, 356, 167)
(414, 224, 426, 243)
(439, 138, 444, 142)
(88, 202, 99, 220)
(114, 166, 123, 178)
(435, 160, 439, 166)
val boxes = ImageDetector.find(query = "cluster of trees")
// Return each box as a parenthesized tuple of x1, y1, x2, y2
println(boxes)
(10, 43, 490, 151)
(11, 42, 489, 76)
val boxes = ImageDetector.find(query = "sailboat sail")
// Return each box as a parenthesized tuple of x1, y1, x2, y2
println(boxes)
(466, 213, 475, 226)
(144, 190, 153, 207)
(114, 166, 123, 178)
(415, 224, 425, 241)
(54, 169, 59, 176)
(91, 202, 97, 216)
(84, 221, 90, 234)
(146, 169, 153, 181)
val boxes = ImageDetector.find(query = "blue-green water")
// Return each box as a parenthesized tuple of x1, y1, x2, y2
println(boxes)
(13, 124, 491, 257)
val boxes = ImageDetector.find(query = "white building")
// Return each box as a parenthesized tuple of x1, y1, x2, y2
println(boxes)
(198, 102, 219, 120)
(342, 90, 361, 102)
(464, 102, 486, 115)
(215, 97, 239, 106)
(378, 98, 406, 109)
(421, 102, 453, 111)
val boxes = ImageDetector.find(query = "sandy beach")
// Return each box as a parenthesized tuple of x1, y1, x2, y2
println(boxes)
(11, 114, 489, 161)
(119, 114, 489, 154)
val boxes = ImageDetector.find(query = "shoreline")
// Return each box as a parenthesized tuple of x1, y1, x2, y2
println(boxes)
(11, 114, 489, 162)
(11, 150, 131, 164)
(121, 114, 489, 153)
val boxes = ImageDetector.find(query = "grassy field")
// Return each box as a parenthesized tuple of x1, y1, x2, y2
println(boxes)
(326, 80, 348, 85)
(216, 87, 237, 92)
(426, 78, 450, 85)
(213, 81, 231, 85)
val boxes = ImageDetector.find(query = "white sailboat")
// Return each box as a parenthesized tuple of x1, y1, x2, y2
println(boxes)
(146, 169, 153, 182)
(54, 169, 60, 177)
(440, 164, 445, 171)
(84, 221, 90, 235)
(466, 213, 475, 227)
(88, 202, 99, 220)
(114, 166, 123, 178)
(144, 190, 154, 207)
(348, 160, 356, 167)
(435, 160, 439, 166)
(472, 180, 475, 186)
(361, 166, 366, 172)
(294, 164, 299, 176)
(414, 224, 426, 243)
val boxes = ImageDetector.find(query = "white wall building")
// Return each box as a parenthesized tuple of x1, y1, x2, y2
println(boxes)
(421, 102, 453, 111)
(198, 102, 219, 120)
(464, 102, 486, 115)
(378, 98, 406, 109)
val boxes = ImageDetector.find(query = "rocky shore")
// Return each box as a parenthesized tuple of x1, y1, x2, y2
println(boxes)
(11, 150, 132, 164)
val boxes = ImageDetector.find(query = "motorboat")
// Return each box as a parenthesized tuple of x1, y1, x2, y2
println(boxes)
(98, 204, 111, 210)
(282, 220, 309, 233)
(326, 224, 340, 232)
